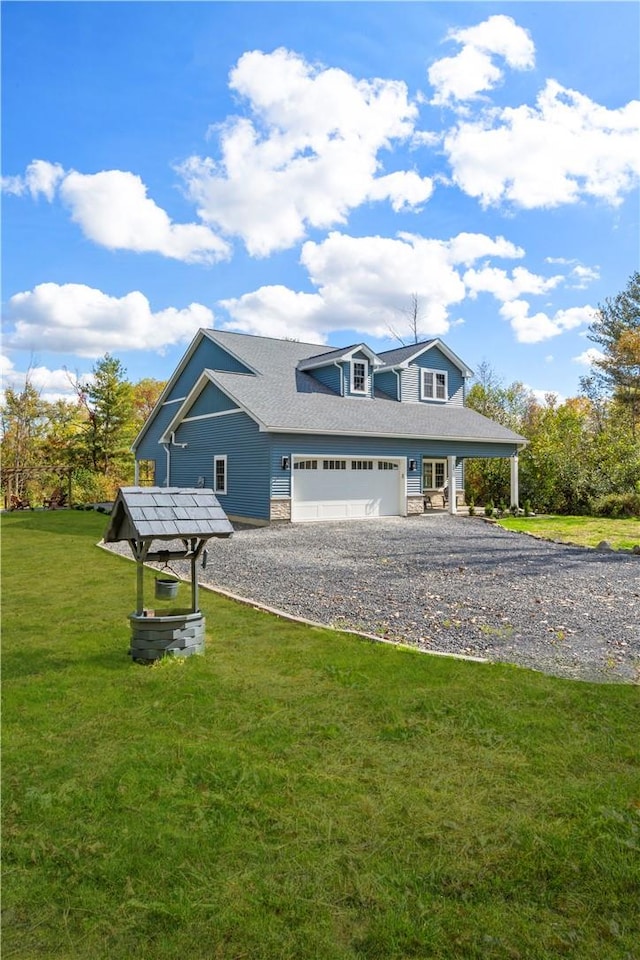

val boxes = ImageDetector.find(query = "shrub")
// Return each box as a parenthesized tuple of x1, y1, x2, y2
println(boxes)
(468, 499, 476, 517)
(523, 499, 532, 517)
(484, 500, 494, 518)
(591, 492, 640, 518)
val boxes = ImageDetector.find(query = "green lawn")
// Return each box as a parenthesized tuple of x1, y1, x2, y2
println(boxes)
(498, 514, 640, 550)
(2, 511, 639, 960)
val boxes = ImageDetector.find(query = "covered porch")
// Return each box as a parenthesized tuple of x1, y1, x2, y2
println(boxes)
(423, 452, 522, 516)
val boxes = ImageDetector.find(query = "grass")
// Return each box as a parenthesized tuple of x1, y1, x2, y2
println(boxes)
(497, 514, 640, 550)
(2, 510, 640, 960)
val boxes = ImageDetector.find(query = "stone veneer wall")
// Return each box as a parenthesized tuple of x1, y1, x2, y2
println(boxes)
(406, 495, 425, 515)
(270, 498, 292, 521)
(129, 611, 205, 662)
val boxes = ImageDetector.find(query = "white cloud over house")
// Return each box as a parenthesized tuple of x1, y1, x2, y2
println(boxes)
(500, 300, 595, 343)
(442, 80, 640, 209)
(5, 283, 214, 357)
(177, 47, 433, 257)
(220, 230, 526, 342)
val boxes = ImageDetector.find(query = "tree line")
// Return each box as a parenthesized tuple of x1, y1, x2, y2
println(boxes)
(465, 272, 640, 516)
(1, 355, 165, 506)
(2, 273, 639, 515)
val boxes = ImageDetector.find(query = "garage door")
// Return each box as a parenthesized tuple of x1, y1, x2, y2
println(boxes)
(291, 457, 403, 522)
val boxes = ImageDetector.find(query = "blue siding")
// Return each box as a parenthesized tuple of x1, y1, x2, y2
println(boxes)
(402, 347, 465, 405)
(312, 364, 342, 394)
(135, 401, 181, 485)
(135, 334, 253, 465)
(374, 370, 400, 399)
(169, 412, 270, 520)
(169, 337, 252, 401)
(183, 381, 240, 419)
(270, 433, 518, 500)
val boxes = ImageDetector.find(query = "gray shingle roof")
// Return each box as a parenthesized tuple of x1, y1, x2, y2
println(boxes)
(152, 330, 525, 449)
(376, 340, 437, 365)
(104, 487, 233, 543)
(206, 368, 526, 444)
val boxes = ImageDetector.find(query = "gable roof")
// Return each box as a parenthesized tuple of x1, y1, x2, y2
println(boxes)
(104, 487, 233, 541)
(297, 343, 382, 371)
(140, 329, 525, 450)
(377, 339, 474, 377)
(200, 368, 525, 443)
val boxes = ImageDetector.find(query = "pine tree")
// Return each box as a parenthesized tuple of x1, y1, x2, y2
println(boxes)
(585, 271, 640, 432)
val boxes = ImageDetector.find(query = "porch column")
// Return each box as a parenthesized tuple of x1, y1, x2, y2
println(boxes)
(447, 456, 457, 515)
(510, 454, 519, 509)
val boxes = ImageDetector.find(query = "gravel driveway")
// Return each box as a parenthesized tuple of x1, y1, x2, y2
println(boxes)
(108, 514, 640, 683)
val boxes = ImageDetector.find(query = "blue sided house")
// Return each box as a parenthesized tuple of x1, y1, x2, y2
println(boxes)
(133, 330, 526, 524)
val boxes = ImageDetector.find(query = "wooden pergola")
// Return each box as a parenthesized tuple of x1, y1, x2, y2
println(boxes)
(1, 466, 73, 509)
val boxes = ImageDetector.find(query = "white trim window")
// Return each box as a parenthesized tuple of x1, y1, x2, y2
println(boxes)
(423, 459, 446, 490)
(213, 455, 227, 495)
(351, 359, 368, 394)
(421, 368, 447, 402)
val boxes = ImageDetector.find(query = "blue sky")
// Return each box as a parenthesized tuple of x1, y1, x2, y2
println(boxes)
(2, 1, 639, 403)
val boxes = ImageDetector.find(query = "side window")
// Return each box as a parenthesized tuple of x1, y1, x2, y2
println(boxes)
(421, 369, 447, 402)
(138, 459, 156, 485)
(423, 459, 447, 489)
(213, 455, 227, 495)
(351, 359, 368, 394)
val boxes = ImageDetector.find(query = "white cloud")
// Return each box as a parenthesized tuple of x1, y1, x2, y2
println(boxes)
(528, 387, 565, 406)
(464, 265, 563, 301)
(5, 283, 214, 358)
(500, 299, 594, 343)
(2, 161, 230, 264)
(570, 264, 600, 289)
(218, 286, 325, 342)
(1, 159, 65, 201)
(221, 229, 525, 341)
(444, 80, 640, 208)
(428, 15, 535, 105)
(178, 48, 432, 257)
(59, 170, 230, 263)
(573, 347, 605, 366)
(0, 354, 93, 403)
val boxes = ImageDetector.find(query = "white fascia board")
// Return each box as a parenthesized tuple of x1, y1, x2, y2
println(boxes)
(299, 344, 383, 371)
(158, 370, 266, 443)
(376, 341, 473, 377)
(132, 328, 208, 450)
(158, 370, 265, 443)
(265, 425, 526, 444)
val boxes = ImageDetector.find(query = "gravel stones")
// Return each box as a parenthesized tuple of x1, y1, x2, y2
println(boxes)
(105, 514, 640, 684)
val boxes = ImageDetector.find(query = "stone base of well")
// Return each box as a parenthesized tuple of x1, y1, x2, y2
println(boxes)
(129, 610, 205, 663)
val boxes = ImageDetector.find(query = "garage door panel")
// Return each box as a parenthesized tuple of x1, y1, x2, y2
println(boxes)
(292, 458, 402, 522)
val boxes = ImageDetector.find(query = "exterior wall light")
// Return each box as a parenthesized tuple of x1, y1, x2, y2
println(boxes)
(281, 456, 290, 470)
(409, 459, 416, 471)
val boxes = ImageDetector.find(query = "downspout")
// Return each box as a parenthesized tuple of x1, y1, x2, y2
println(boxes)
(394, 368, 402, 401)
(162, 432, 188, 488)
(162, 443, 171, 487)
(333, 361, 345, 396)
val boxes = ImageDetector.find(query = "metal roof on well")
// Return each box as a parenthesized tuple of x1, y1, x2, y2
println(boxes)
(104, 487, 234, 542)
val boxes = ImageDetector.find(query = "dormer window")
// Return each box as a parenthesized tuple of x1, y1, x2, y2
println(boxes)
(421, 368, 447, 402)
(351, 359, 368, 394)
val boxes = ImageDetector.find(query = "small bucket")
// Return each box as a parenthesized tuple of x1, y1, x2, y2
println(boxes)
(155, 577, 179, 600)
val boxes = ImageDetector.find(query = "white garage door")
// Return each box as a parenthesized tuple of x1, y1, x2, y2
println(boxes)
(291, 457, 403, 522)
